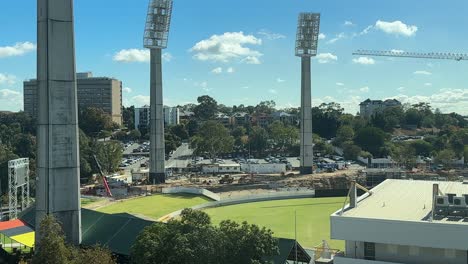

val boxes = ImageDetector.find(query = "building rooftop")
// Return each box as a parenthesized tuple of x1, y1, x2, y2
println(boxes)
(337, 179, 468, 224)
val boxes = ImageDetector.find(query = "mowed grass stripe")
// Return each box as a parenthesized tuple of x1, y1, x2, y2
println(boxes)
(204, 197, 345, 250)
(96, 193, 212, 220)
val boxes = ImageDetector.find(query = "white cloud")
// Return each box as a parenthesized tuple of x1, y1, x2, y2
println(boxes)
(389, 89, 468, 115)
(257, 29, 286, 40)
(318, 33, 326, 40)
(241, 56, 261, 65)
(123, 87, 132, 93)
(195, 81, 211, 92)
(391, 49, 405, 53)
(0, 89, 23, 111)
(227, 67, 235, 73)
(113, 49, 149, 63)
(125, 95, 150, 107)
(397, 87, 406, 92)
(327, 33, 346, 44)
(190, 32, 263, 64)
(375, 20, 418, 37)
(211, 67, 223, 74)
(414, 70, 432, 75)
(425, 83, 433, 86)
(162, 52, 173, 62)
(316, 53, 338, 64)
(352, 57, 375, 65)
(276, 78, 285, 83)
(269, 89, 278, 94)
(336, 82, 345, 86)
(0, 42, 36, 58)
(313, 95, 363, 114)
(242, 86, 249, 89)
(359, 86, 370, 93)
(0, 73, 17, 85)
(344, 21, 355, 26)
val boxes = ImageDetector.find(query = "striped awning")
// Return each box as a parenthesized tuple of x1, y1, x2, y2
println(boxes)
(0, 219, 35, 247)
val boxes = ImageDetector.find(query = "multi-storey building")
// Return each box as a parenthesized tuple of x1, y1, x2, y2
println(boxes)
(359, 99, 401, 119)
(135, 105, 180, 132)
(23, 72, 123, 125)
(331, 179, 468, 264)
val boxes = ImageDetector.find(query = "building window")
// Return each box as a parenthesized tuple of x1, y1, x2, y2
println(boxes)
(364, 242, 375, 260)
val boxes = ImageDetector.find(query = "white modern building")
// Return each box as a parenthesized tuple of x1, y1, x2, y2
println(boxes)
(331, 179, 468, 264)
(241, 163, 287, 174)
(359, 99, 401, 119)
(134, 105, 180, 132)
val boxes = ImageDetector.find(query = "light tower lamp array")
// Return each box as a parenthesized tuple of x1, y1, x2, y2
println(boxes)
(144, 0, 173, 184)
(295, 13, 321, 174)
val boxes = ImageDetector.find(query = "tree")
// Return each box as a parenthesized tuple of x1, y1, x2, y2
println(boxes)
(409, 140, 433, 157)
(79, 130, 94, 180)
(194, 95, 218, 121)
(391, 143, 416, 169)
(131, 209, 278, 264)
(312, 103, 344, 139)
(343, 141, 362, 161)
(165, 133, 181, 156)
(129, 129, 142, 141)
(255, 101, 276, 115)
(249, 126, 269, 157)
(33, 215, 72, 264)
(95, 141, 123, 173)
(335, 125, 354, 147)
(32, 216, 115, 264)
(354, 127, 387, 157)
(190, 121, 234, 161)
(79, 107, 114, 136)
(122, 106, 135, 129)
(268, 121, 298, 154)
(435, 149, 456, 168)
(170, 125, 189, 140)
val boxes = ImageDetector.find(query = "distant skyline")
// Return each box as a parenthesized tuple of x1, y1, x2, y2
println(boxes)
(1, 0, 468, 114)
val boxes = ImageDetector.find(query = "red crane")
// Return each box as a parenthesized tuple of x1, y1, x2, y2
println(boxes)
(93, 155, 113, 197)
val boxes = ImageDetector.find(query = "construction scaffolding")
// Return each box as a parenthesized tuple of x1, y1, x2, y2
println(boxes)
(8, 158, 30, 220)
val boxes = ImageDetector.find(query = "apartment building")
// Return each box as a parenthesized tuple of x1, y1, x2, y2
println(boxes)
(331, 179, 468, 264)
(359, 99, 401, 119)
(23, 72, 123, 125)
(135, 105, 180, 131)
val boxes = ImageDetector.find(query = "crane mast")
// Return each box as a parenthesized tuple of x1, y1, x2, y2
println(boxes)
(353, 50, 468, 61)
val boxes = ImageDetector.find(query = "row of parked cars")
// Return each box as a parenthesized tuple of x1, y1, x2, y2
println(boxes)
(119, 156, 145, 168)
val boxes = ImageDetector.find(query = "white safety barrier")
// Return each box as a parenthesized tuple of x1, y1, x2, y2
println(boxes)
(162, 187, 221, 201)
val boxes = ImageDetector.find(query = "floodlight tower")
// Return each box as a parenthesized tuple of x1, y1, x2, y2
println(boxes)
(295, 13, 321, 174)
(144, 0, 173, 184)
(36, 0, 81, 245)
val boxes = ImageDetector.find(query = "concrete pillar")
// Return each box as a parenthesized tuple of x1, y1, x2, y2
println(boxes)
(36, 0, 81, 245)
(149, 49, 166, 184)
(300, 56, 314, 174)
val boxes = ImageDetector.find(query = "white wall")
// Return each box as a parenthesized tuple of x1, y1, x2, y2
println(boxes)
(241, 163, 286, 174)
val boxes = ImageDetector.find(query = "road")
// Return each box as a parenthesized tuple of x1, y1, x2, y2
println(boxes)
(166, 143, 193, 169)
(123, 143, 140, 155)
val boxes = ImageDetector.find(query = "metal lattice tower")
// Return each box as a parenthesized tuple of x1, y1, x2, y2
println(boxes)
(144, 0, 173, 184)
(8, 158, 30, 220)
(353, 50, 468, 61)
(296, 13, 321, 174)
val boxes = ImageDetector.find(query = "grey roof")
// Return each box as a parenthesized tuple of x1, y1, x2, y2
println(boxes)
(336, 179, 468, 224)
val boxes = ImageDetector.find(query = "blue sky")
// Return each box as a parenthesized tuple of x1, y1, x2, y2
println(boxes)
(1, 0, 468, 114)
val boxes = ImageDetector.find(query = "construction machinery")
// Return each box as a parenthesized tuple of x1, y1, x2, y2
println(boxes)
(353, 50, 468, 61)
(219, 175, 234, 184)
(93, 155, 113, 197)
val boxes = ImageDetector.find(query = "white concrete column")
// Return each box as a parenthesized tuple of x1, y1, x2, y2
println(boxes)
(149, 49, 166, 184)
(36, 0, 81, 245)
(300, 56, 314, 174)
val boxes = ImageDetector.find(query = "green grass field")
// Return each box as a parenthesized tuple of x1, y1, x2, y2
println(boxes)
(204, 197, 345, 250)
(96, 193, 212, 219)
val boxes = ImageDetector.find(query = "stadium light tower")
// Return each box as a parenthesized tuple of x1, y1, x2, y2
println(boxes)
(144, 0, 173, 184)
(295, 13, 321, 174)
(36, 0, 81, 245)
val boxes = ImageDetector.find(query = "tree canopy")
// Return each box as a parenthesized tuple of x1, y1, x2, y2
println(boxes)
(190, 121, 234, 161)
(131, 209, 278, 264)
